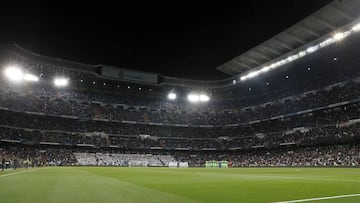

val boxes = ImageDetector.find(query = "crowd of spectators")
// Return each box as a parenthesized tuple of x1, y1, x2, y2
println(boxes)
(0, 146, 76, 168)
(0, 100, 359, 151)
(1, 77, 360, 126)
(175, 144, 360, 167)
(1, 143, 359, 168)
(1, 62, 360, 168)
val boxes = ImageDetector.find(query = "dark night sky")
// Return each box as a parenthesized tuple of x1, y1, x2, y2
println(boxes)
(0, 1, 332, 80)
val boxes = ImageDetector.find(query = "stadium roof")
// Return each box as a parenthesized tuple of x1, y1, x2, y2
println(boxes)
(217, 0, 360, 76)
(2, 0, 360, 89)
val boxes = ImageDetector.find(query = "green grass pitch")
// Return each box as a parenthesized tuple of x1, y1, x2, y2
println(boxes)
(1, 167, 360, 203)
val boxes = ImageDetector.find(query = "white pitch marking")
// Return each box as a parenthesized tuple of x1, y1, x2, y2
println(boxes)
(273, 194, 360, 203)
(0, 169, 37, 178)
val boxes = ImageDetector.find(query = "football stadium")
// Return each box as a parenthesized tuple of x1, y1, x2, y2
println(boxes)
(2, 1, 360, 202)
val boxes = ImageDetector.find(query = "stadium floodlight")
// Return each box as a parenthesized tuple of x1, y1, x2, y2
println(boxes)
(306, 45, 318, 53)
(4, 66, 24, 81)
(319, 38, 334, 47)
(260, 66, 270, 73)
(247, 71, 259, 79)
(298, 51, 306, 57)
(188, 94, 200, 102)
(352, 23, 360, 31)
(199, 94, 210, 102)
(167, 92, 177, 100)
(333, 32, 346, 41)
(286, 56, 294, 63)
(23, 73, 39, 82)
(235, 25, 360, 83)
(54, 78, 69, 87)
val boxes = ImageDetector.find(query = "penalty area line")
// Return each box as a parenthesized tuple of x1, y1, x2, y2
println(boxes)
(273, 193, 360, 203)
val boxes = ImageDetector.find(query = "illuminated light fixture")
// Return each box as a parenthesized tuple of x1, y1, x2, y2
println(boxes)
(260, 66, 270, 73)
(187, 93, 209, 102)
(23, 73, 39, 82)
(247, 71, 259, 78)
(298, 51, 306, 57)
(232, 80, 236, 84)
(306, 45, 319, 53)
(237, 26, 358, 83)
(167, 92, 177, 100)
(273, 62, 281, 68)
(188, 94, 200, 102)
(287, 55, 295, 62)
(54, 78, 69, 87)
(4, 66, 24, 81)
(333, 30, 352, 41)
(199, 94, 210, 102)
(127, 86, 130, 89)
(333, 32, 346, 41)
(352, 23, 360, 31)
(319, 38, 334, 47)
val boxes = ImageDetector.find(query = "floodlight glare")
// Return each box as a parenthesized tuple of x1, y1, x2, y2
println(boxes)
(54, 78, 69, 87)
(199, 94, 210, 102)
(352, 23, 360, 31)
(4, 66, 24, 81)
(333, 32, 345, 41)
(298, 51, 307, 57)
(306, 46, 318, 53)
(247, 71, 259, 78)
(168, 92, 177, 100)
(260, 66, 270, 73)
(188, 94, 199, 102)
(234, 24, 359, 83)
(24, 73, 39, 82)
(319, 38, 334, 47)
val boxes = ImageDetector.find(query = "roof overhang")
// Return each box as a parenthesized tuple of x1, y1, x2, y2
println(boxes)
(217, 0, 360, 76)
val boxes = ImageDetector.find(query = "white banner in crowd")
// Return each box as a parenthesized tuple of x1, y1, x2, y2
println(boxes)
(169, 162, 189, 168)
